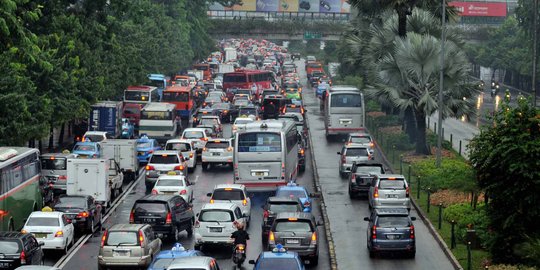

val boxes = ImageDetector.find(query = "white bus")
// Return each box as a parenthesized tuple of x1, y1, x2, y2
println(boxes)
(233, 120, 298, 191)
(139, 102, 180, 143)
(123, 85, 160, 105)
(324, 85, 366, 138)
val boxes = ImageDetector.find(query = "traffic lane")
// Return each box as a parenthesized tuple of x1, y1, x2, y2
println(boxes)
(298, 61, 454, 269)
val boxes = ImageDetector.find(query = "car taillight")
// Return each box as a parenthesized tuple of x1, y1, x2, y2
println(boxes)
(146, 165, 155, 171)
(373, 187, 379, 198)
(100, 230, 108, 247)
(148, 150, 154, 154)
(351, 174, 356, 183)
(304, 200, 311, 208)
(406, 186, 410, 198)
(76, 211, 89, 218)
(410, 225, 415, 239)
(92, 154, 97, 158)
(58, 175, 67, 180)
(202, 137, 208, 141)
(129, 210, 134, 223)
(180, 190, 187, 195)
(242, 199, 247, 206)
(165, 212, 172, 224)
(268, 231, 275, 244)
(151, 189, 158, 195)
(372, 225, 377, 239)
(139, 230, 144, 247)
(370, 142, 375, 148)
(202, 147, 207, 152)
(20, 250, 26, 264)
(263, 210, 269, 222)
(54, 231, 64, 237)
(189, 152, 194, 158)
(210, 199, 214, 204)
(300, 148, 305, 155)
(174, 165, 184, 171)
(341, 155, 346, 164)
(227, 147, 233, 152)
(311, 232, 317, 244)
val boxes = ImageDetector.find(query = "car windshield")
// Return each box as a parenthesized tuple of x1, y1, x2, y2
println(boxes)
(56, 196, 86, 208)
(269, 202, 301, 213)
(377, 216, 410, 227)
(355, 166, 383, 174)
(238, 108, 256, 115)
(106, 231, 138, 246)
(26, 217, 59, 227)
(41, 158, 67, 170)
(74, 144, 95, 152)
(206, 142, 229, 148)
(152, 258, 202, 269)
(199, 210, 234, 222)
(137, 141, 153, 148)
(166, 143, 190, 152)
(212, 189, 244, 200)
(84, 135, 104, 142)
(156, 179, 184, 187)
(345, 148, 369, 156)
(257, 258, 300, 270)
(149, 154, 179, 164)
(200, 118, 218, 125)
(234, 100, 249, 106)
(275, 220, 312, 232)
(0, 241, 21, 253)
(379, 180, 406, 189)
(212, 103, 229, 109)
(235, 119, 252, 125)
(134, 202, 168, 214)
(350, 136, 371, 144)
(183, 131, 204, 139)
(276, 189, 307, 199)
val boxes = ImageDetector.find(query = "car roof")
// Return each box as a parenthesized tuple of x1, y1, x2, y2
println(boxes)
(109, 223, 146, 231)
(275, 212, 314, 220)
(166, 139, 191, 144)
(41, 153, 75, 158)
(267, 196, 302, 204)
(349, 132, 372, 137)
(374, 208, 410, 216)
(214, 184, 245, 190)
(207, 138, 230, 143)
(84, 131, 107, 135)
(136, 194, 180, 203)
(277, 185, 307, 192)
(151, 150, 179, 156)
(165, 256, 216, 268)
(155, 249, 202, 259)
(201, 115, 219, 119)
(201, 203, 238, 211)
(259, 250, 299, 259)
(157, 174, 186, 181)
(183, 128, 206, 132)
(29, 211, 63, 218)
(234, 117, 253, 122)
(344, 144, 369, 150)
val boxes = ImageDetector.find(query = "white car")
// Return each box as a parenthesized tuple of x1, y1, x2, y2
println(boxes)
(346, 132, 375, 155)
(145, 150, 189, 189)
(21, 211, 75, 254)
(181, 128, 209, 154)
(194, 203, 247, 250)
(165, 139, 197, 172)
(82, 131, 109, 142)
(207, 184, 251, 224)
(232, 117, 254, 135)
(201, 139, 233, 170)
(151, 172, 194, 203)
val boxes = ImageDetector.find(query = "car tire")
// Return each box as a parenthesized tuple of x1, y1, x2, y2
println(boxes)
(186, 219, 194, 236)
(369, 249, 376, 258)
(408, 250, 416, 259)
(202, 162, 208, 171)
(170, 226, 179, 242)
(194, 244, 202, 251)
(97, 264, 107, 270)
(88, 217, 95, 234)
(348, 189, 355, 199)
(310, 256, 319, 266)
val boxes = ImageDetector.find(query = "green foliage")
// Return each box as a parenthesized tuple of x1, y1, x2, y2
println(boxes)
(443, 203, 491, 246)
(365, 100, 380, 112)
(489, 265, 537, 270)
(468, 99, 540, 266)
(208, 19, 346, 36)
(333, 75, 363, 89)
(372, 115, 401, 127)
(426, 132, 453, 151)
(412, 157, 476, 193)
(384, 132, 415, 151)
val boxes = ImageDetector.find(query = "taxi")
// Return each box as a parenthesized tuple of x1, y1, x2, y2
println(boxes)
(275, 183, 312, 212)
(283, 88, 302, 100)
(71, 141, 101, 158)
(21, 211, 75, 254)
(136, 135, 161, 163)
(147, 243, 204, 270)
(249, 244, 305, 270)
(151, 172, 194, 203)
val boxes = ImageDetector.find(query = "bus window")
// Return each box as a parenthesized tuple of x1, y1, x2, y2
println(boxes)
(224, 75, 247, 83)
(238, 132, 281, 152)
(125, 91, 150, 102)
(331, 94, 363, 107)
(162, 92, 189, 102)
(141, 111, 172, 120)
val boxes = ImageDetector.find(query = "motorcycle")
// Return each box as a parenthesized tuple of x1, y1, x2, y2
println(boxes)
(232, 244, 246, 268)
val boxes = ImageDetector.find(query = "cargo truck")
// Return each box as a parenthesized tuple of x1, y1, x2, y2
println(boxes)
(89, 101, 123, 138)
(100, 139, 139, 182)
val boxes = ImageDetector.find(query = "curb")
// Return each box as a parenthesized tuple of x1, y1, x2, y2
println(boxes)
(305, 107, 339, 270)
(373, 138, 463, 270)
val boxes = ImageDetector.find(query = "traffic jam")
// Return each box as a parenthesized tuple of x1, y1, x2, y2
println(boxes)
(0, 38, 415, 270)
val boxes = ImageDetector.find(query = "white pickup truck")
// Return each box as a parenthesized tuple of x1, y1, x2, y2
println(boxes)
(66, 158, 124, 209)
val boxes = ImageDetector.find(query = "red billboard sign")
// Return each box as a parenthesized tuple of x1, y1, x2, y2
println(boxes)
(448, 2, 507, 17)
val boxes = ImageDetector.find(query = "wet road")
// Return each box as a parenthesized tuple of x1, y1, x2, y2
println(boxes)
(53, 123, 330, 269)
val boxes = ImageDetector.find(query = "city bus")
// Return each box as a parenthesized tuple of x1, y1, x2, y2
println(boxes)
(147, 74, 168, 98)
(162, 85, 195, 120)
(0, 147, 42, 231)
(193, 63, 211, 80)
(233, 120, 298, 191)
(324, 85, 366, 138)
(139, 103, 180, 143)
(123, 85, 160, 105)
(223, 70, 275, 101)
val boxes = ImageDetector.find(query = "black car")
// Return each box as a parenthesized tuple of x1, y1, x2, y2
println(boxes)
(0, 232, 44, 269)
(348, 161, 386, 199)
(54, 195, 103, 233)
(261, 95, 287, 120)
(211, 102, 235, 123)
(261, 197, 304, 244)
(364, 208, 416, 258)
(130, 195, 195, 242)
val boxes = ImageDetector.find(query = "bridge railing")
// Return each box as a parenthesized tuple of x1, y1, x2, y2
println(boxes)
(207, 10, 350, 22)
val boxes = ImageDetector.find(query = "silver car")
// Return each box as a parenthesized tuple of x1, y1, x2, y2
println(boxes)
(368, 174, 411, 211)
(337, 145, 372, 178)
(165, 256, 220, 270)
(201, 139, 233, 170)
(346, 132, 375, 155)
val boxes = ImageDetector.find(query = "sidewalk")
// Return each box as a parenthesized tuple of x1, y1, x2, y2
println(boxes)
(426, 115, 480, 159)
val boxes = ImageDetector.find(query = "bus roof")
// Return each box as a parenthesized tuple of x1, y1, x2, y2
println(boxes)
(224, 70, 272, 75)
(125, 85, 157, 92)
(329, 85, 361, 93)
(164, 85, 190, 92)
(0, 147, 39, 166)
(243, 120, 295, 132)
(142, 102, 176, 111)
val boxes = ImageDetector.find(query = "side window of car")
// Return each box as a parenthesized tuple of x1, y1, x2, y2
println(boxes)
(62, 215, 68, 226)
(234, 207, 242, 220)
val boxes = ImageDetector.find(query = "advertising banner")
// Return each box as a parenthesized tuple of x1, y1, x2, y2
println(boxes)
(297, 0, 319, 12)
(233, 0, 257, 11)
(448, 2, 507, 17)
(209, 0, 351, 13)
(280, 0, 300, 12)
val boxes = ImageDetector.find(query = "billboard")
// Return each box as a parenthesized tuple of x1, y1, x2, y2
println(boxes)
(448, 2, 507, 17)
(209, 0, 351, 13)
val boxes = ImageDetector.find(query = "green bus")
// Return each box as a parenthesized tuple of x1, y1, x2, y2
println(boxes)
(0, 147, 42, 231)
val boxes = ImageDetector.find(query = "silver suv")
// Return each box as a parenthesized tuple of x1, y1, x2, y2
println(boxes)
(337, 145, 372, 178)
(144, 150, 189, 189)
(368, 174, 411, 211)
(98, 223, 162, 270)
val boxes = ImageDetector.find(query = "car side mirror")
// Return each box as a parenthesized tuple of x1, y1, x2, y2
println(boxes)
(363, 217, 370, 221)
(249, 260, 256, 264)
(196, 213, 199, 217)
(411, 217, 417, 221)
(336, 152, 341, 155)
(206, 192, 212, 197)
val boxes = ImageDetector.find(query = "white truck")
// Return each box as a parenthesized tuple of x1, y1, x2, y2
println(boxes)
(100, 139, 139, 181)
(187, 70, 204, 81)
(218, 63, 235, 74)
(66, 158, 124, 208)
(224, 47, 237, 62)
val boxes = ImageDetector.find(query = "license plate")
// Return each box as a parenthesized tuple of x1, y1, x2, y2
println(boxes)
(386, 194, 398, 199)
(163, 191, 175, 195)
(286, 239, 300, 244)
(386, 235, 400, 240)
(212, 152, 221, 156)
(252, 171, 268, 176)
(33, 233, 48, 238)
(0, 262, 12, 268)
(113, 250, 130, 257)
(143, 218, 155, 223)
(209, 227, 222, 233)
(340, 119, 352, 124)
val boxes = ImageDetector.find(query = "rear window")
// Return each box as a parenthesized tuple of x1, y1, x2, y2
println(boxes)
(73, 144, 95, 152)
(330, 94, 362, 108)
(206, 142, 229, 148)
(257, 258, 300, 270)
(149, 154, 179, 164)
(106, 231, 139, 246)
(275, 220, 312, 232)
(276, 189, 307, 199)
(238, 132, 281, 152)
(212, 189, 244, 200)
(56, 196, 87, 208)
(269, 202, 302, 213)
(134, 202, 168, 214)
(238, 108, 257, 115)
(350, 136, 372, 144)
(235, 119, 252, 125)
(166, 143, 190, 152)
(345, 148, 369, 156)
(26, 217, 59, 227)
(379, 179, 406, 189)
(0, 240, 21, 253)
(234, 100, 250, 106)
(183, 131, 204, 139)
(41, 158, 67, 170)
(156, 179, 184, 187)
(152, 258, 203, 269)
(199, 210, 234, 222)
(200, 118, 218, 125)
(137, 141, 153, 148)
(376, 216, 410, 227)
(285, 107, 302, 113)
(355, 166, 383, 174)
(83, 135, 104, 142)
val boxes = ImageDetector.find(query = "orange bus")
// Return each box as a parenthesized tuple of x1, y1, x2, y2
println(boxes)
(162, 85, 194, 120)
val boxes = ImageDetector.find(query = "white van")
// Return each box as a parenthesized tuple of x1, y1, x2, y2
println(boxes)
(194, 203, 247, 250)
(324, 86, 366, 138)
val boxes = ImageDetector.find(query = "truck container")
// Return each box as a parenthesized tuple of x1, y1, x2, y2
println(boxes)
(66, 158, 124, 208)
(100, 139, 139, 182)
(89, 101, 123, 138)
(224, 47, 237, 62)
(218, 64, 235, 74)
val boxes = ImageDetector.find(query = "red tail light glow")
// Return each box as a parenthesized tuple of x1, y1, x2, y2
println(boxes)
(146, 165, 155, 171)
(373, 187, 379, 198)
(174, 165, 184, 171)
(139, 230, 144, 247)
(151, 189, 158, 195)
(180, 190, 187, 195)
(165, 212, 172, 224)
(242, 199, 247, 206)
(20, 251, 26, 264)
(410, 225, 415, 239)
(372, 225, 377, 239)
(58, 175, 67, 180)
(351, 174, 356, 183)
(129, 210, 134, 223)
(76, 211, 89, 218)
(263, 210, 269, 222)
(406, 187, 410, 198)
(101, 230, 108, 247)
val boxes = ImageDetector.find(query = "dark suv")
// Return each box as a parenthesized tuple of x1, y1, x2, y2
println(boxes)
(267, 212, 320, 266)
(348, 162, 385, 199)
(364, 208, 416, 258)
(130, 195, 195, 242)
(0, 232, 44, 269)
(261, 197, 304, 244)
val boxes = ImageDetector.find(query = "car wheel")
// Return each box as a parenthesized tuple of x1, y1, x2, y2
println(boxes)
(172, 226, 179, 242)
(369, 249, 376, 258)
(63, 240, 69, 255)
(88, 218, 95, 234)
(310, 256, 319, 266)
(97, 264, 107, 270)
(186, 220, 194, 237)
(202, 162, 208, 171)
(408, 250, 416, 259)
(194, 244, 201, 251)
(348, 189, 354, 199)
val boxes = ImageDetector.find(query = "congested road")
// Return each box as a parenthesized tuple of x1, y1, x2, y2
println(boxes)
(49, 123, 330, 269)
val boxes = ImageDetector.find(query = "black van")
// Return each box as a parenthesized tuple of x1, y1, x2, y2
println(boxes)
(130, 195, 194, 242)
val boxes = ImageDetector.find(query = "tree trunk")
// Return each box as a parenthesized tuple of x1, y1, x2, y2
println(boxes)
(396, 7, 407, 37)
(414, 110, 430, 154)
(403, 107, 417, 143)
(38, 139, 43, 153)
(48, 125, 54, 151)
(58, 123, 65, 147)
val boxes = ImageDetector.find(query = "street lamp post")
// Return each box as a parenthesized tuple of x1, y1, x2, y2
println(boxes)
(436, 0, 446, 167)
(533, 0, 538, 107)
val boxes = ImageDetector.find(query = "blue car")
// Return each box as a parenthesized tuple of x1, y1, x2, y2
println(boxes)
(121, 118, 135, 139)
(275, 182, 312, 212)
(72, 141, 101, 158)
(148, 243, 204, 270)
(249, 244, 305, 270)
(316, 84, 329, 100)
(136, 135, 161, 163)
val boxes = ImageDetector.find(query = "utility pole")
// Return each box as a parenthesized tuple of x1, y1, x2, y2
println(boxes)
(436, 0, 446, 167)
(533, 0, 538, 107)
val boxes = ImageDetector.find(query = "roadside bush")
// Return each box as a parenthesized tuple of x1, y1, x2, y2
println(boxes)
(365, 100, 380, 112)
(372, 114, 401, 128)
(412, 157, 476, 193)
(444, 203, 491, 246)
(488, 265, 537, 270)
(332, 75, 363, 89)
(426, 132, 453, 150)
(385, 132, 415, 151)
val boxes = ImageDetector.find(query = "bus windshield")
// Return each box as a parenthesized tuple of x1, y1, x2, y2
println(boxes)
(141, 111, 172, 120)
(41, 158, 67, 170)
(224, 74, 247, 83)
(162, 92, 189, 102)
(331, 94, 362, 107)
(238, 132, 281, 152)
(124, 91, 150, 102)
(147, 79, 165, 88)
